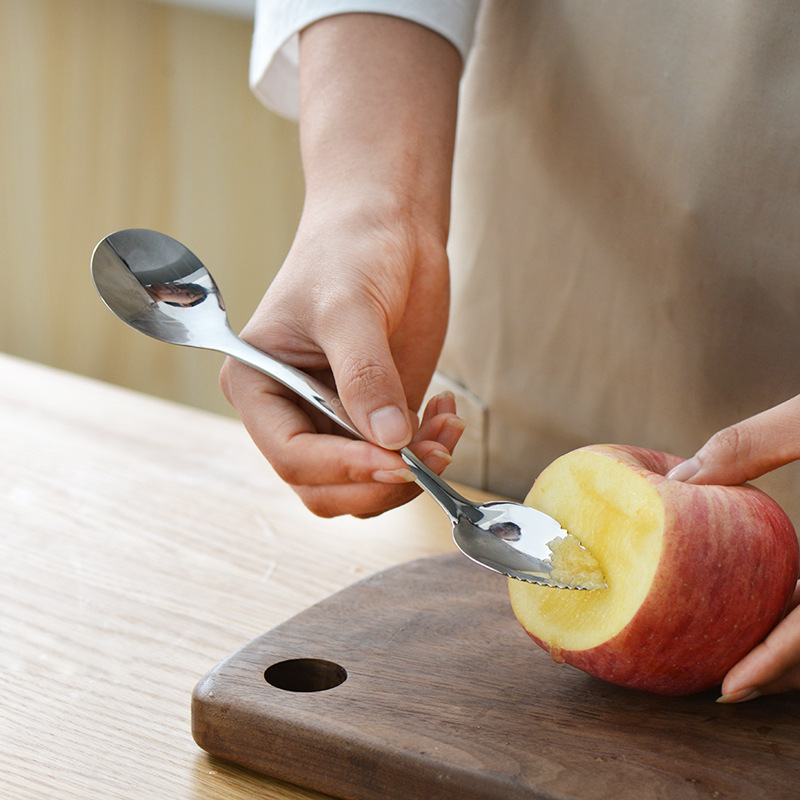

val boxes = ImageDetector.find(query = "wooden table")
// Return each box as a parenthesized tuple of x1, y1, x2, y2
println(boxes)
(0, 353, 468, 799)
(6, 353, 800, 800)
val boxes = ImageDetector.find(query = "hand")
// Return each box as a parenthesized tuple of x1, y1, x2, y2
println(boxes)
(667, 395, 800, 699)
(718, 582, 800, 702)
(220, 210, 463, 517)
(666, 395, 800, 485)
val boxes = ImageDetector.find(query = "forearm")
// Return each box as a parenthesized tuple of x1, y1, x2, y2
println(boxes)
(298, 13, 461, 240)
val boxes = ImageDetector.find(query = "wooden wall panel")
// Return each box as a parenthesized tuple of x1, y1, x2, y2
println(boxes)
(0, 0, 304, 416)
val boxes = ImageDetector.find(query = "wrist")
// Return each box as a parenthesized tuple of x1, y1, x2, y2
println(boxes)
(300, 185, 450, 256)
(298, 13, 460, 242)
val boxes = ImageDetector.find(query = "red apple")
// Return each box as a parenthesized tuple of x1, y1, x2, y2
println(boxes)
(509, 444, 800, 695)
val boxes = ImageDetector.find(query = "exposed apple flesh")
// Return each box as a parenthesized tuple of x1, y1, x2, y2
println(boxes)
(546, 533, 606, 591)
(509, 444, 800, 695)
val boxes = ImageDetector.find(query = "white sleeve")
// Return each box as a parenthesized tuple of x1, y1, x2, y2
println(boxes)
(249, 0, 482, 119)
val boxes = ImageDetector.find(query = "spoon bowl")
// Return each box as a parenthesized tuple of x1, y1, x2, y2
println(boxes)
(91, 229, 604, 589)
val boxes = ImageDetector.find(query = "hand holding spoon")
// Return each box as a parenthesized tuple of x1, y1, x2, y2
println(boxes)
(91, 229, 604, 589)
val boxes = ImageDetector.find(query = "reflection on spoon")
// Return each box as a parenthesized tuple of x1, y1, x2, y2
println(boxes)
(144, 282, 208, 307)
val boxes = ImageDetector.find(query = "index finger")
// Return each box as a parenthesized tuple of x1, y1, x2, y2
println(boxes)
(222, 357, 413, 487)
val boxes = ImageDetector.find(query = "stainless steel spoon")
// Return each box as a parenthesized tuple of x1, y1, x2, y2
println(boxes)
(91, 228, 604, 589)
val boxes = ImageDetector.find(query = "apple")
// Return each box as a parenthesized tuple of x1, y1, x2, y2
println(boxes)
(508, 444, 800, 695)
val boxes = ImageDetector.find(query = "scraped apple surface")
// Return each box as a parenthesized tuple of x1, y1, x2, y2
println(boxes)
(510, 444, 799, 695)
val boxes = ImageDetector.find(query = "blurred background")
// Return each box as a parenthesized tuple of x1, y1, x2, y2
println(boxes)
(1, 0, 304, 417)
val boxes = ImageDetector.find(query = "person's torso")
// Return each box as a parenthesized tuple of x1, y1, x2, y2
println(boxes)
(437, 0, 800, 522)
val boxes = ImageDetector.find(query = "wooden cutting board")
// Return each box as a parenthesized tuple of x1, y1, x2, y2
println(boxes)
(192, 553, 800, 800)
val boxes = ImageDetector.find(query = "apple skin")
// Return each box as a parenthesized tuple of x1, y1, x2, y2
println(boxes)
(513, 444, 800, 696)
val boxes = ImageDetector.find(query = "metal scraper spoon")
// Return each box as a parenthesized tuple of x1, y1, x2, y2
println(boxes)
(91, 228, 603, 589)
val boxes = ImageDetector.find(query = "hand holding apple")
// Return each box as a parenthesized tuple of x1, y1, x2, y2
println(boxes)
(509, 444, 799, 696)
(665, 393, 800, 486)
(664, 393, 800, 700)
(718, 581, 800, 702)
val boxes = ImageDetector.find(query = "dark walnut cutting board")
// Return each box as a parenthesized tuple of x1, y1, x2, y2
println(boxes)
(192, 553, 800, 800)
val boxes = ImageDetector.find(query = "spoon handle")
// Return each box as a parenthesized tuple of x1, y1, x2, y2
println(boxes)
(221, 333, 362, 439)
(399, 449, 474, 521)
(221, 330, 473, 520)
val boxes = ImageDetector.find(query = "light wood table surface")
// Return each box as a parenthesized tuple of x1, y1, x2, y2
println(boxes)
(0, 353, 492, 799)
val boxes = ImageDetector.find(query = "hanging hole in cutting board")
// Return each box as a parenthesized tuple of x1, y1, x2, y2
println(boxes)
(264, 658, 348, 692)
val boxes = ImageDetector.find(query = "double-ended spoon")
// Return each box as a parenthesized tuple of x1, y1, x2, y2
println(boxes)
(91, 229, 604, 590)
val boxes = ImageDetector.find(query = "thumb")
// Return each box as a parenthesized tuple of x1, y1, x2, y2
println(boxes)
(667, 395, 800, 485)
(322, 314, 413, 451)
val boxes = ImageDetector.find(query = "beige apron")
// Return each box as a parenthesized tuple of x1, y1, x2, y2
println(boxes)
(432, 0, 800, 523)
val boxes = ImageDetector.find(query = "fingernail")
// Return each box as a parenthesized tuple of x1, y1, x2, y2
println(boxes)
(372, 468, 416, 484)
(444, 416, 466, 434)
(425, 450, 453, 471)
(667, 457, 700, 482)
(429, 391, 455, 415)
(368, 405, 410, 449)
(716, 687, 761, 704)
(438, 417, 466, 451)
